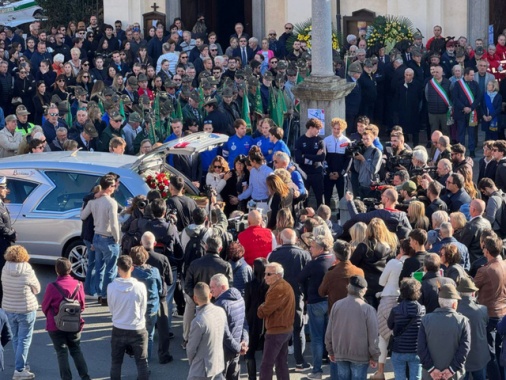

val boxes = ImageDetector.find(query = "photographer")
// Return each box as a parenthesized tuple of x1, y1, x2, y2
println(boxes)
(353, 129, 382, 198)
(392, 170, 410, 191)
(323, 117, 351, 204)
(342, 188, 412, 240)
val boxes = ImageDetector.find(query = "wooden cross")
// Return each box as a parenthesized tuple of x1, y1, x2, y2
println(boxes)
(151, 2, 159, 12)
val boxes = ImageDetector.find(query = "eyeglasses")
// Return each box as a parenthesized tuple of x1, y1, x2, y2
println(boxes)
(214, 165, 223, 169)
(211, 49, 217, 51)
(82, 75, 89, 78)
(88, 35, 94, 38)
(285, 27, 293, 30)
(48, 112, 58, 116)
(180, 56, 188, 59)
(269, 33, 276, 36)
(271, 60, 278, 64)
(83, 63, 89, 66)
(204, 120, 212, 124)
(240, 40, 247, 43)
(19, 71, 26, 74)
(264, 272, 278, 276)
(57, 79, 65, 83)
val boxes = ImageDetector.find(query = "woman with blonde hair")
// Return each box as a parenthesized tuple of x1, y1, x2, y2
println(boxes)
(350, 218, 397, 309)
(2, 245, 41, 378)
(407, 201, 430, 230)
(349, 222, 367, 250)
(206, 156, 230, 201)
(462, 166, 478, 200)
(266, 174, 293, 230)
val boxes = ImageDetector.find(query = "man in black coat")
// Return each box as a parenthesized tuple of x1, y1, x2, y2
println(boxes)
(358, 59, 377, 120)
(452, 68, 481, 157)
(441, 173, 472, 212)
(141, 231, 174, 364)
(268, 229, 311, 370)
(345, 61, 362, 134)
(493, 140, 506, 192)
(0, 177, 16, 303)
(397, 68, 422, 146)
(459, 199, 492, 264)
(202, 97, 233, 136)
(478, 140, 498, 183)
(419, 253, 456, 313)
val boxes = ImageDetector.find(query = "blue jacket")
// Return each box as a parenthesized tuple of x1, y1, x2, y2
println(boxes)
(297, 252, 335, 304)
(230, 258, 252, 297)
(214, 287, 249, 356)
(430, 236, 470, 271)
(387, 300, 425, 353)
(132, 265, 162, 316)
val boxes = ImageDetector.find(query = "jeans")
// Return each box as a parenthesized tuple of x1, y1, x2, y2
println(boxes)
(92, 235, 120, 298)
(48, 330, 91, 380)
(391, 352, 422, 380)
(7, 310, 37, 372)
(146, 313, 158, 361)
(334, 361, 369, 380)
(487, 317, 504, 380)
(307, 301, 328, 374)
(167, 268, 178, 332)
(83, 239, 96, 296)
(110, 327, 149, 380)
(463, 367, 486, 380)
(259, 332, 291, 380)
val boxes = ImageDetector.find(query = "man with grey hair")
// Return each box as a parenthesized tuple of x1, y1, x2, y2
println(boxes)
(273, 151, 306, 197)
(0, 115, 22, 158)
(325, 275, 380, 379)
(397, 67, 422, 145)
(258, 262, 295, 380)
(418, 283, 471, 379)
(248, 37, 260, 54)
(456, 277, 489, 379)
(268, 228, 311, 371)
(210, 274, 248, 380)
(460, 199, 491, 264)
(141, 231, 174, 364)
(49, 126, 69, 151)
(434, 158, 453, 188)
(187, 282, 227, 380)
(183, 230, 233, 349)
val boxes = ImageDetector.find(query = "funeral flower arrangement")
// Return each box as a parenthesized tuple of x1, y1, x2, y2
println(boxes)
(145, 171, 170, 199)
(288, 18, 340, 52)
(366, 15, 414, 52)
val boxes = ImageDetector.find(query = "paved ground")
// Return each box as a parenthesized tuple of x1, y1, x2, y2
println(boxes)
(3, 264, 395, 379)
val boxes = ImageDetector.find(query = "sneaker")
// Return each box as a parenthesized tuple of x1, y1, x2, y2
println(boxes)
(85, 294, 98, 300)
(295, 363, 312, 372)
(181, 340, 187, 350)
(12, 368, 35, 379)
(307, 373, 322, 379)
(159, 354, 173, 364)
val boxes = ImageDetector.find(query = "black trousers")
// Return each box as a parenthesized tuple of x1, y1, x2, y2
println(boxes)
(110, 327, 148, 380)
(324, 175, 345, 205)
(48, 330, 90, 380)
(304, 173, 324, 208)
(156, 298, 172, 362)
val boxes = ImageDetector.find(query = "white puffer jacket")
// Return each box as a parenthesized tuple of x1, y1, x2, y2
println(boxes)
(1, 261, 40, 313)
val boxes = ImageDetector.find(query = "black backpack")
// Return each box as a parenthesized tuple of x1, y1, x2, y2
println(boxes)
(52, 282, 81, 333)
(183, 227, 208, 273)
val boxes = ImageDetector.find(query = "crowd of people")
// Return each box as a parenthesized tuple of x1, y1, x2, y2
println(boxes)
(1, 10, 506, 380)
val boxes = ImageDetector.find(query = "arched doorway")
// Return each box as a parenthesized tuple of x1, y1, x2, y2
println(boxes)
(181, 0, 252, 44)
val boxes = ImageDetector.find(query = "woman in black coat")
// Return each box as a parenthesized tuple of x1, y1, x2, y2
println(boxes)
(32, 81, 51, 125)
(13, 67, 36, 118)
(221, 155, 250, 215)
(244, 258, 268, 380)
(350, 218, 397, 309)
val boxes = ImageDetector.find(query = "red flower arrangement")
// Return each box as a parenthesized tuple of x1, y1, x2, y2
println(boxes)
(145, 172, 170, 199)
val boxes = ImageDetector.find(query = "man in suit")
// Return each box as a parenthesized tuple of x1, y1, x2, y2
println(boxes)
(173, 153, 202, 187)
(452, 68, 481, 157)
(233, 37, 254, 68)
(493, 140, 506, 192)
(345, 62, 362, 134)
(187, 282, 227, 380)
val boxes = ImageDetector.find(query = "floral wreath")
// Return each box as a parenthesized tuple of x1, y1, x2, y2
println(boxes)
(287, 18, 340, 52)
(366, 15, 415, 53)
(145, 171, 170, 199)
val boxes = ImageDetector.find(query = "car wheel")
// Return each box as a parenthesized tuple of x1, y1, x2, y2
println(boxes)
(64, 240, 87, 281)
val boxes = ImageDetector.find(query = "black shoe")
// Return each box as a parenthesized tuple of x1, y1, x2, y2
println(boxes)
(169, 332, 175, 340)
(159, 355, 173, 364)
(101, 298, 108, 307)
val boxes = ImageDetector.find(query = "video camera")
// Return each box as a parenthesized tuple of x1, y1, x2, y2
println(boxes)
(387, 152, 413, 170)
(361, 197, 382, 212)
(345, 140, 365, 157)
(411, 166, 437, 177)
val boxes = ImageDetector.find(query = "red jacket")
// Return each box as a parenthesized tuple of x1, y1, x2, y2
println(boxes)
(238, 225, 273, 266)
(41, 275, 85, 332)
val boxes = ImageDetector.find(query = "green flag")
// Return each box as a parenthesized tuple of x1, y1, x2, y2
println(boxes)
(254, 85, 263, 116)
(98, 98, 105, 114)
(153, 94, 162, 140)
(65, 109, 72, 129)
(269, 88, 284, 127)
(175, 99, 183, 120)
(119, 98, 125, 118)
(242, 92, 252, 129)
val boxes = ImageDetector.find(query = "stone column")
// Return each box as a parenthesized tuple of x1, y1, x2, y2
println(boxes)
(166, 0, 181, 21)
(251, 0, 265, 44)
(311, 0, 334, 76)
(292, 0, 355, 136)
(467, 0, 488, 46)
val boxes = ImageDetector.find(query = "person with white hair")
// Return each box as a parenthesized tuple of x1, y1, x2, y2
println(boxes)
(397, 67, 423, 146)
(258, 262, 295, 379)
(417, 283, 470, 379)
